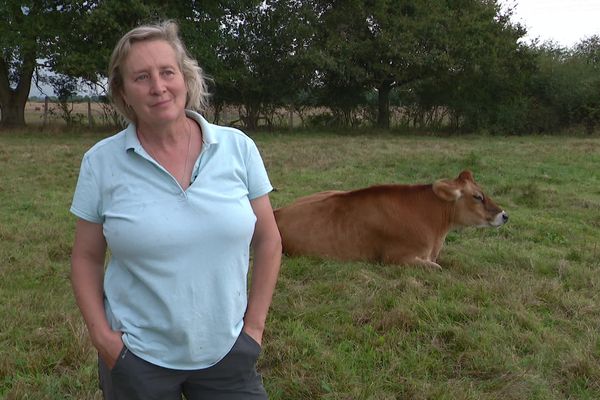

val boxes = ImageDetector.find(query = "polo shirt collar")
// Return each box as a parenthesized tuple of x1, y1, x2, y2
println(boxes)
(124, 110, 219, 153)
(124, 122, 140, 152)
(186, 110, 219, 146)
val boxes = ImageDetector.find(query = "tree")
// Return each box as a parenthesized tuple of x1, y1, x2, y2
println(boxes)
(355, 0, 437, 129)
(214, 0, 317, 129)
(516, 38, 600, 135)
(0, 0, 159, 128)
(0, 1, 88, 127)
(51, 0, 163, 85)
(406, 0, 534, 133)
(569, 36, 600, 133)
(48, 74, 80, 126)
(0, 0, 245, 129)
(574, 35, 600, 65)
(311, 0, 528, 130)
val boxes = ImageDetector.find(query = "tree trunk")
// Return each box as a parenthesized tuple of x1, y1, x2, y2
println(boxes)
(243, 102, 260, 130)
(1, 98, 27, 127)
(377, 81, 392, 129)
(0, 53, 35, 129)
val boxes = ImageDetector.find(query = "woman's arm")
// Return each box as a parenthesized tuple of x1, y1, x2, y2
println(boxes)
(71, 218, 123, 368)
(244, 194, 282, 345)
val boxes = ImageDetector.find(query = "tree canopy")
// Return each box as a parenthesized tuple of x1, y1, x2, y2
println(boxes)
(2, 0, 598, 134)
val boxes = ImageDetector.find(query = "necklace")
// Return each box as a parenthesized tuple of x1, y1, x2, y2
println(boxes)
(138, 118, 193, 188)
(181, 119, 192, 187)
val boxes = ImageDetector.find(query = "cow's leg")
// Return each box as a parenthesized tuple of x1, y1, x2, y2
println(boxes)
(429, 238, 446, 263)
(412, 257, 442, 270)
(382, 250, 443, 270)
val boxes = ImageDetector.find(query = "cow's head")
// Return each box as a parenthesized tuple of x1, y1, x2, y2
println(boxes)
(432, 170, 508, 228)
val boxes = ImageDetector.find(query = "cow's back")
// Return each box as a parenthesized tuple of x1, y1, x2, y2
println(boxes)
(274, 190, 351, 259)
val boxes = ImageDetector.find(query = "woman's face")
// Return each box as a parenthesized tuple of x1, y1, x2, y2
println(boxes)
(121, 39, 187, 127)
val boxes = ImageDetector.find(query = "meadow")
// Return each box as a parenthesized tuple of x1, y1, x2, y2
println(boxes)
(1, 130, 599, 399)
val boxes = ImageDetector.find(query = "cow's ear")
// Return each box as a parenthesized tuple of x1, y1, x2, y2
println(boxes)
(433, 179, 462, 202)
(457, 170, 474, 182)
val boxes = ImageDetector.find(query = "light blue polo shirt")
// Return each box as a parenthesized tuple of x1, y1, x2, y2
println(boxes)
(70, 111, 273, 370)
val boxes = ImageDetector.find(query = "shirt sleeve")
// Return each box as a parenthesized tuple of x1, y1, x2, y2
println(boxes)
(245, 140, 273, 200)
(70, 153, 104, 223)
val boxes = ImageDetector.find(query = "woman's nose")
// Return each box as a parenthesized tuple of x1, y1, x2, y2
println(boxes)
(149, 75, 166, 94)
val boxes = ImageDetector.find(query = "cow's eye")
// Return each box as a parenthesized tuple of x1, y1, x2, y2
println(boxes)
(473, 194, 484, 202)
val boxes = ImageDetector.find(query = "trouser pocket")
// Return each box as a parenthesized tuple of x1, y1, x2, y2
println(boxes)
(111, 345, 129, 372)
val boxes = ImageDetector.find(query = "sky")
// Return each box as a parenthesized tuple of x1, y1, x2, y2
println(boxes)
(501, 0, 600, 47)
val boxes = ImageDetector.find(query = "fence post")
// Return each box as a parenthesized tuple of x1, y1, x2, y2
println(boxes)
(43, 96, 49, 127)
(88, 98, 94, 128)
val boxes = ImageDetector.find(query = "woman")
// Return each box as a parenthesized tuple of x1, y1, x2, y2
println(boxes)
(70, 20, 281, 400)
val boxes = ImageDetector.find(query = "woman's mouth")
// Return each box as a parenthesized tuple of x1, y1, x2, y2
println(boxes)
(151, 99, 172, 108)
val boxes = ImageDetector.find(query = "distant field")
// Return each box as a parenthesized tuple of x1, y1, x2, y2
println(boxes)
(24, 101, 107, 128)
(23, 101, 289, 129)
(1, 131, 599, 399)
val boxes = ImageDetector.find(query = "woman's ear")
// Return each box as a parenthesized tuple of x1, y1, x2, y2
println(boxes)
(432, 179, 462, 202)
(121, 90, 129, 108)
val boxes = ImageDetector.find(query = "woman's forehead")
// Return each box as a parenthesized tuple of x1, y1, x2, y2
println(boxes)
(123, 40, 178, 72)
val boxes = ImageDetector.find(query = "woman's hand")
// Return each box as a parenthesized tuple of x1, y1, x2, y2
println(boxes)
(243, 325, 264, 347)
(96, 329, 125, 369)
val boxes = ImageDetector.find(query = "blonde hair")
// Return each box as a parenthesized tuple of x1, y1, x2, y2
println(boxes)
(108, 20, 210, 123)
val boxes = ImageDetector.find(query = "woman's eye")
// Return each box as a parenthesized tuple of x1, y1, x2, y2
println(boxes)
(135, 74, 148, 81)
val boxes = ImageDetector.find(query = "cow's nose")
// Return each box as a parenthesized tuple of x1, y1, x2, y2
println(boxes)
(502, 212, 509, 223)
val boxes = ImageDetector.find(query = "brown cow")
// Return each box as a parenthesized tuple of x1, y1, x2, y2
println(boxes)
(274, 170, 508, 269)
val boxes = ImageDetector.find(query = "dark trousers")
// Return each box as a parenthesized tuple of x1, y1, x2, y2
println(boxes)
(98, 331, 268, 400)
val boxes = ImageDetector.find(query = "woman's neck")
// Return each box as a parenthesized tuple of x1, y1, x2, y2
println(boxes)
(136, 114, 190, 149)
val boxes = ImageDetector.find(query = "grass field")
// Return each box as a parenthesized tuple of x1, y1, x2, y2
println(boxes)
(1, 130, 599, 399)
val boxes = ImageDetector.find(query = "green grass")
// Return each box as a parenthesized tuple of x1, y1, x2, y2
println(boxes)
(1, 131, 599, 399)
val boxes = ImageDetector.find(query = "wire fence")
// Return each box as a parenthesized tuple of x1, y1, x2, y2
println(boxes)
(24, 98, 453, 132)
(24, 98, 295, 130)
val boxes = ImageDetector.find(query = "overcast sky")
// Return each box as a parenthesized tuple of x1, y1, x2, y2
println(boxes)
(501, 0, 600, 47)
